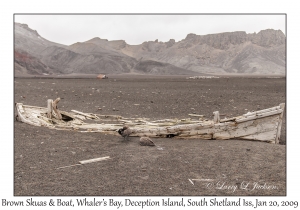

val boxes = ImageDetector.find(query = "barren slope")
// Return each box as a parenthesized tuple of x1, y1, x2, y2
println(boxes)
(14, 23, 196, 76)
(114, 30, 285, 75)
(14, 22, 286, 76)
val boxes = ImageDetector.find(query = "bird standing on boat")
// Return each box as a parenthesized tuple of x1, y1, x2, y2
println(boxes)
(139, 137, 155, 146)
(118, 126, 132, 141)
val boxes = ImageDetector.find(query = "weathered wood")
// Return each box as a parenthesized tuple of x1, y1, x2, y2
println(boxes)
(16, 104, 43, 126)
(219, 117, 237, 123)
(79, 156, 110, 164)
(236, 109, 282, 123)
(240, 130, 277, 143)
(275, 103, 285, 144)
(15, 100, 285, 144)
(56, 156, 110, 169)
(47, 99, 53, 119)
(213, 115, 279, 141)
(37, 115, 54, 124)
(23, 105, 49, 109)
(47, 98, 63, 120)
(73, 114, 86, 120)
(213, 111, 220, 123)
(71, 110, 98, 119)
(243, 106, 281, 117)
(96, 114, 123, 120)
(188, 114, 204, 117)
(52, 98, 62, 120)
(17, 104, 25, 114)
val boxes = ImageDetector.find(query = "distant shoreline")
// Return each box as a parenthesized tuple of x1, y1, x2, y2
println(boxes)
(14, 73, 286, 79)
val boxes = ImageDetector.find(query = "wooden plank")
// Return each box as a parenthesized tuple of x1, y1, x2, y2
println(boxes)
(52, 98, 62, 120)
(214, 121, 236, 127)
(71, 110, 98, 119)
(73, 114, 86, 120)
(17, 103, 25, 113)
(243, 106, 281, 117)
(47, 99, 53, 119)
(236, 109, 282, 123)
(275, 103, 285, 144)
(37, 115, 54, 124)
(220, 117, 236, 123)
(240, 130, 277, 143)
(97, 114, 122, 118)
(60, 110, 76, 118)
(132, 122, 214, 135)
(213, 111, 220, 123)
(188, 114, 204, 117)
(23, 105, 48, 110)
(79, 156, 110, 164)
(213, 115, 279, 141)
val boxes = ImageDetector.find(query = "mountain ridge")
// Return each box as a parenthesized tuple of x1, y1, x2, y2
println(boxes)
(14, 22, 285, 76)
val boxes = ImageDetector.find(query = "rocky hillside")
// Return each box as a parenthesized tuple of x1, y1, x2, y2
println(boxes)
(114, 30, 286, 75)
(14, 23, 135, 76)
(14, 22, 285, 76)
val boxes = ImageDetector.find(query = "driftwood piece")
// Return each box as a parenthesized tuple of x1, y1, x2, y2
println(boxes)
(56, 156, 111, 169)
(79, 156, 110, 164)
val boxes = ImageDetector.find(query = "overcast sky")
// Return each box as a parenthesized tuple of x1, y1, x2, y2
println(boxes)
(14, 14, 285, 46)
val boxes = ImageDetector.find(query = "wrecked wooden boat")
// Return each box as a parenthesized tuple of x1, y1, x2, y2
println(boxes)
(15, 98, 285, 144)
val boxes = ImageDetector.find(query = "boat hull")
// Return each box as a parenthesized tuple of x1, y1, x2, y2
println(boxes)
(15, 102, 285, 144)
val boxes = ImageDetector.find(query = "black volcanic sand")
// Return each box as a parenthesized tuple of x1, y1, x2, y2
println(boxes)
(14, 76, 286, 196)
